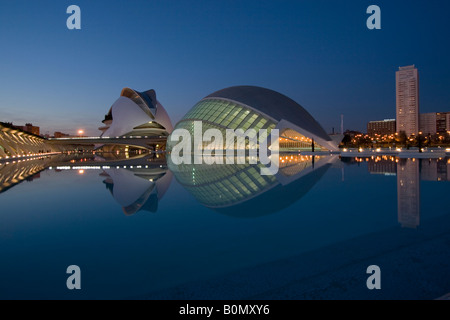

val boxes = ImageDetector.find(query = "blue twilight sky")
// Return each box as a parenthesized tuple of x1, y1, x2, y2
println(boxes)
(0, 0, 449, 136)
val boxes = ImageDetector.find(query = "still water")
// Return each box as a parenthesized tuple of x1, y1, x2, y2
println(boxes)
(0, 153, 449, 300)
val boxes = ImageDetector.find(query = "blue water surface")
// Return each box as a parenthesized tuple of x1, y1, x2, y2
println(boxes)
(0, 156, 449, 300)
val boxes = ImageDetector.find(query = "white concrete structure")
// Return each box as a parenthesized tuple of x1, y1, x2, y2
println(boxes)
(396, 65, 419, 136)
(100, 88, 173, 138)
(169, 86, 340, 152)
(0, 123, 59, 158)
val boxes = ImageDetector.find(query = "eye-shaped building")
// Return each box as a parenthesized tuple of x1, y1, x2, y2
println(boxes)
(168, 85, 339, 152)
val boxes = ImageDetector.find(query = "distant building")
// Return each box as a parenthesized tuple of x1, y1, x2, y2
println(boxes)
(396, 65, 419, 136)
(54, 132, 70, 138)
(436, 112, 450, 134)
(15, 123, 40, 136)
(367, 119, 396, 136)
(447, 113, 450, 132)
(419, 113, 437, 135)
(419, 112, 450, 135)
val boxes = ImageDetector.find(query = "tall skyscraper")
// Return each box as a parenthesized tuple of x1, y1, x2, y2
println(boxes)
(396, 65, 419, 136)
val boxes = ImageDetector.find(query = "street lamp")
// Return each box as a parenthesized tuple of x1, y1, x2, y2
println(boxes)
(418, 131, 423, 153)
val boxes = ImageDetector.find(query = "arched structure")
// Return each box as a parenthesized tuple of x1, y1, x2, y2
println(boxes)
(0, 123, 60, 158)
(99, 88, 173, 138)
(168, 85, 338, 152)
(168, 154, 338, 218)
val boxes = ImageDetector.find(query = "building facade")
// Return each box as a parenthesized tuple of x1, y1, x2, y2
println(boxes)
(436, 112, 449, 134)
(167, 86, 339, 153)
(99, 88, 173, 138)
(97, 88, 173, 152)
(367, 119, 396, 136)
(15, 123, 40, 136)
(54, 132, 70, 139)
(419, 112, 450, 135)
(396, 65, 419, 136)
(0, 122, 57, 157)
(419, 113, 437, 135)
(447, 113, 450, 132)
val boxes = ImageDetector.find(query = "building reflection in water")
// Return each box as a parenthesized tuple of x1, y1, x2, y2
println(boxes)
(168, 154, 338, 218)
(71, 153, 172, 216)
(363, 156, 450, 229)
(0, 153, 173, 216)
(101, 165, 172, 216)
(0, 158, 46, 194)
(397, 159, 420, 228)
(1, 151, 448, 224)
(0, 153, 93, 194)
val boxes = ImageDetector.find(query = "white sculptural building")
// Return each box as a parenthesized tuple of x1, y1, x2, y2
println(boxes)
(98, 88, 173, 152)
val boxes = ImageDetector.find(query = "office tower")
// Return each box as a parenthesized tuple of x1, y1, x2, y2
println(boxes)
(396, 65, 419, 136)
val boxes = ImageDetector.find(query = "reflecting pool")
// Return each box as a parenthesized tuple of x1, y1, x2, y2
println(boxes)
(0, 154, 449, 299)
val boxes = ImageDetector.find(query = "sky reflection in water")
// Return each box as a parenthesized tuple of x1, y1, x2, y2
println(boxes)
(0, 154, 449, 299)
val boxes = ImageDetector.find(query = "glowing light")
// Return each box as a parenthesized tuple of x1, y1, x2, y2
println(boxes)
(78, 130, 84, 135)
(78, 169, 85, 175)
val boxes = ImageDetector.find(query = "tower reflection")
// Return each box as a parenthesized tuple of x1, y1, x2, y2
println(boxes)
(397, 158, 420, 228)
(363, 156, 450, 229)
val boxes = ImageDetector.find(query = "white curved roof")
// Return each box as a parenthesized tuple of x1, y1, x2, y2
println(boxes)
(206, 86, 332, 143)
(101, 88, 173, 138)
(102, 96, 151, 138)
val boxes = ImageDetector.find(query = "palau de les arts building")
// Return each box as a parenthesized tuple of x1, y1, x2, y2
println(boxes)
(98, 87, 173, 152)
(98, 85, 339, 153)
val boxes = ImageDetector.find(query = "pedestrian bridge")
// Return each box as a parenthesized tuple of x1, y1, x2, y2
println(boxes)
(48, 135, 168, 149)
